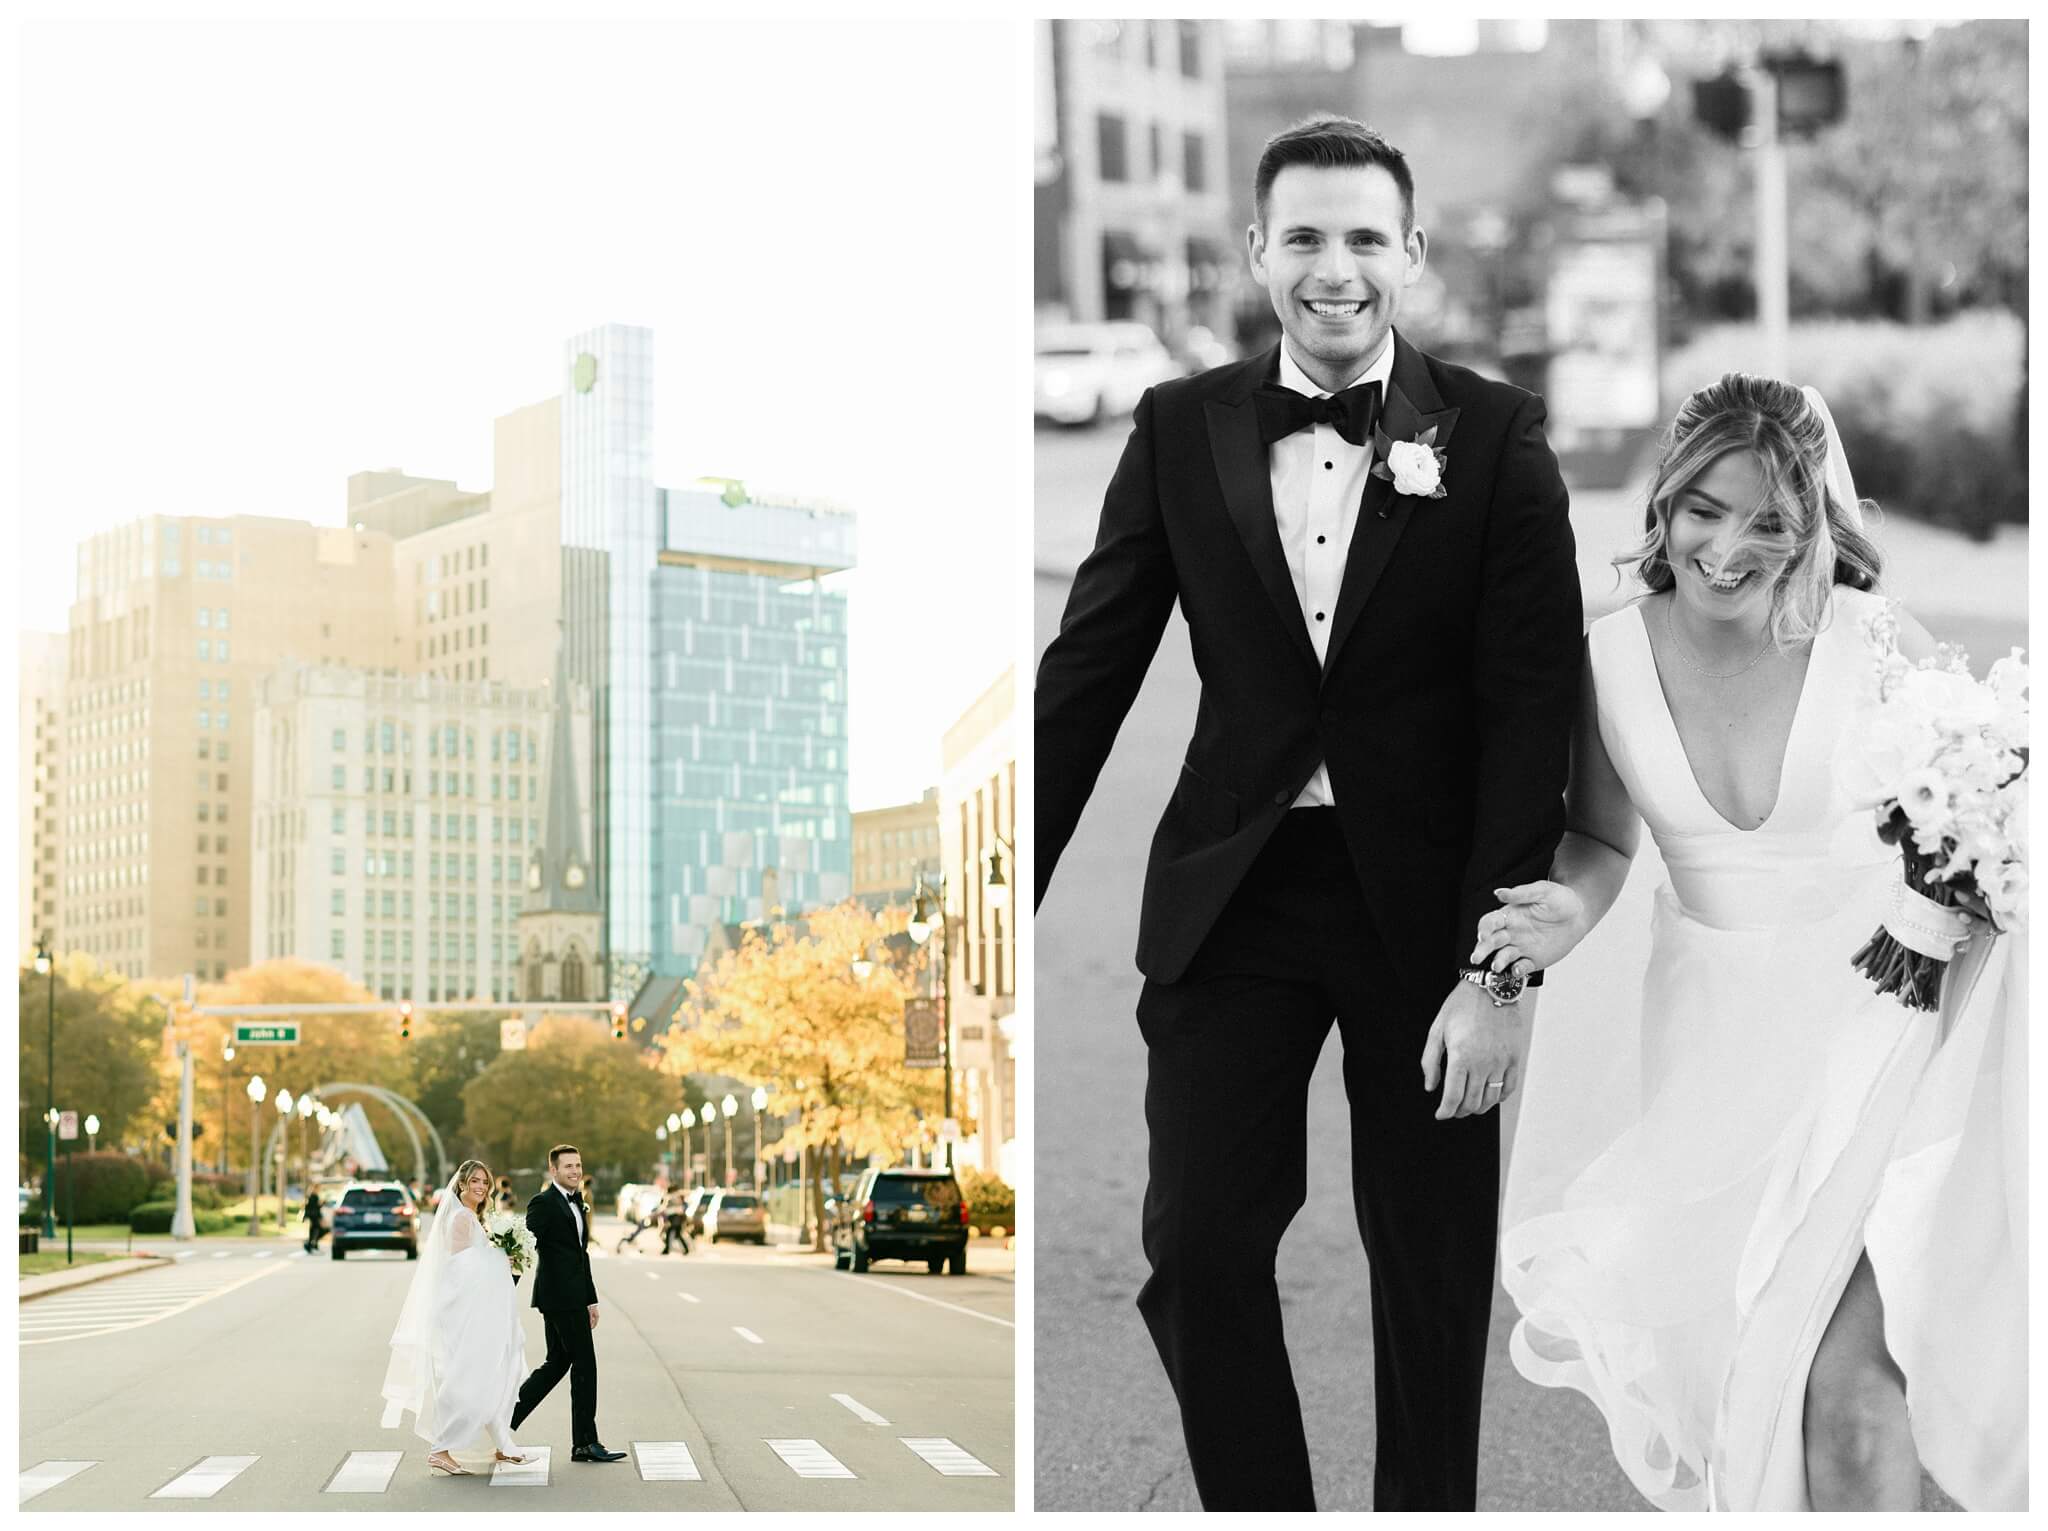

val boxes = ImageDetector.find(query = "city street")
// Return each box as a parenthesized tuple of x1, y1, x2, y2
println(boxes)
(1032, 419, 2016, 1510)
(19, 1215, 1013, 1511)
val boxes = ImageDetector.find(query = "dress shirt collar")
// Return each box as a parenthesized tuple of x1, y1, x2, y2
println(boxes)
(1277, 332, 1396, 403)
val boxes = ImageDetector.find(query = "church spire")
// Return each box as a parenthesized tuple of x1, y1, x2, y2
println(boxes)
(526, 630, 598, 915)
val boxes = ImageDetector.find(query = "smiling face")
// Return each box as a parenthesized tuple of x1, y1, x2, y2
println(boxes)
(461, 1166, 491, 1211)
(1662, 449, 1782, 624)
(552, 1151, 583, 1193)
(1248, 163, 1425, 393)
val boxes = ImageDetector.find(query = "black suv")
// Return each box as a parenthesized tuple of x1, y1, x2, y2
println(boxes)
(330, 1181, 419, 1260)
(831, 1167, 968, 1275)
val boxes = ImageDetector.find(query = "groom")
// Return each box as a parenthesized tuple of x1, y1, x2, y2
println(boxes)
(1036, 117, 1582, 1510)
(508, 1143, 626, 1462)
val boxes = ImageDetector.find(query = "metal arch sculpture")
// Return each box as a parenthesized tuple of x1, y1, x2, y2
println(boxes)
(261, 1082, 449, 1191)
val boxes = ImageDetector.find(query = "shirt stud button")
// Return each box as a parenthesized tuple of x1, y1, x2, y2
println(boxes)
(1324, 461, 1334, 470)
(1273, 789, 1290, 805)
(1314, 611, 1326, 621)
(1316, 535, 1326, 544)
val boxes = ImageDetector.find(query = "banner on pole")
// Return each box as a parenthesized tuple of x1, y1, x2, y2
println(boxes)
(904, 999, 943, 1068)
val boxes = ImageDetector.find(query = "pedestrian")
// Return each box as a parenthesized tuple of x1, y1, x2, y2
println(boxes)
(302, 1188, 327, 1253)
(1036, 115, 1582, 1511)
(659, 1189, 691, 1256)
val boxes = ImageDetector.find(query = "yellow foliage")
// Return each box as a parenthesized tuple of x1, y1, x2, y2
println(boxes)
(658, 903, 966, 1160)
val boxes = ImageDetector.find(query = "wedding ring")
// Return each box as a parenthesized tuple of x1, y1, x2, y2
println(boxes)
(1484, 1079, 1504, 1093)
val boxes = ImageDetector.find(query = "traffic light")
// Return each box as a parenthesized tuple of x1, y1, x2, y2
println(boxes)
(1693, 68, 1751, 142)
(397, 1001, 413, 1040)
(610, 1001, 628, 1040)
(1763, 50, 1845, 139)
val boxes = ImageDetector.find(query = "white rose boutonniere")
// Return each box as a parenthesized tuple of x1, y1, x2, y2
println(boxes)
(1372, 427, 1448, 499)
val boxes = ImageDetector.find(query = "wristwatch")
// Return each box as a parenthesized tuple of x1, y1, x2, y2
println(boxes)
(1457, 963, 1530, 1007)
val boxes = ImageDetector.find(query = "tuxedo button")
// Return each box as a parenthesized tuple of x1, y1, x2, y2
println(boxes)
(1314, 611, 1325, 621)
(1316, 535, 1326, 544)
(1273, 789, 1290, 805)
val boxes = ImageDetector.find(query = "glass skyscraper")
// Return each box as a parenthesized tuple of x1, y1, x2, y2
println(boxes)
(557, 326, 854, 989)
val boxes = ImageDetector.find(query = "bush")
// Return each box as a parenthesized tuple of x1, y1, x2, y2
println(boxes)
(127, 1201, 237, 1235)
(48, 1152, 156, 1225)
(957, 1167, 1016, 1234)
(1663, 312, 2025, 540)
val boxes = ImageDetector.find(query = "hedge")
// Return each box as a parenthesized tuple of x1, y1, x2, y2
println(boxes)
(957, 1167, 1017, 1234)
(43, 1152, 155, 1226)
(1663, 312, 2026, 541)
(127, 1202, 239, 1235)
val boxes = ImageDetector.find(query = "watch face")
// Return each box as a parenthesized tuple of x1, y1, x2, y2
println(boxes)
(1487, 968, 1527, 1005)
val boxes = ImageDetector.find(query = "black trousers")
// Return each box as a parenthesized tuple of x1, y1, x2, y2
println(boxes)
(509, 1305, 599, 1447)
(1135, 809, 1498, 1511)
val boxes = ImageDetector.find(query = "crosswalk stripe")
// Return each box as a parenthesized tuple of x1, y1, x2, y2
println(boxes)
(836, 1271, 1015, 1328)
(733, 1326, 764, 1344)
(212, 1251, 232, 1259)
(379, 1399, 406, 1429)
(644, 1271, 659, 1281)
(326, 1451, 404, 1493)
(150, 1455, 259, 1499)
(490, 1445, 550, 1486)
(766, 1439, 854, 1479)
(173, 1250, 196, 1260)
(832, 1393, 890, 1425)
(252, 1251, 275, 1260)
(22, 1264, 288, 1347)
(902, 1438, 1000, 1477)
(677, 1292, 701, 1304)
(632, 1441, 702, 1481)
(19, 1460, 95, 1505)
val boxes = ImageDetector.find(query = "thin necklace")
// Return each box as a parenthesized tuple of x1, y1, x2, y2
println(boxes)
(1664, 597, 1769, 679)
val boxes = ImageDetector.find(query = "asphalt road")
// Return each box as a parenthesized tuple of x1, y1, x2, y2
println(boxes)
(19, 1215, 1013, 1511)
(1032, 418, 2015, 1511)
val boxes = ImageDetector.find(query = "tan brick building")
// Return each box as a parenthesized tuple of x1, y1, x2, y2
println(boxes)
(18, 630, 66, 961)
(851, 788, 941, 907)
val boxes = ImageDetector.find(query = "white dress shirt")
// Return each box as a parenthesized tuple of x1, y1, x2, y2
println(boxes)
(554, 1179, 583, 1243)
(1269, 336, 1396, 807)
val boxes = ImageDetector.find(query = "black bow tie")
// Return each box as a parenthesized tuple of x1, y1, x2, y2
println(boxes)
(1254, 380, 1382, 448)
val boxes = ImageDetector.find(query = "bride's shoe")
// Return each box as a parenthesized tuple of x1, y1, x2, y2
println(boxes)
(427, 1452, 473, 1476)
(493, 1450, 531, 1464)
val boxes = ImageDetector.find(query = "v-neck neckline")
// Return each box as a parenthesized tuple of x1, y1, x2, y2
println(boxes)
(1632, 598, 1822, 835)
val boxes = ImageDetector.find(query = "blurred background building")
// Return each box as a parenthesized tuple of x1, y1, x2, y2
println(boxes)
(852, 787, 941, 909)
(939, 666, 1018, 1183)
(17, 631, 67, 959)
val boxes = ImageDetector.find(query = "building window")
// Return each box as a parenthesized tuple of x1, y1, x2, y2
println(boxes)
(197, 609, 211, 629)
(331, 890, 345, 915)
(332, 728, 345, 751)
(216, 608, 229, 629)
(218, 641, 229, 662)
(1183, 131, 1207, 193)
(332, 850, 345, 875)
(1178, 20, 1201, 77)
(198, 639, 210, 661)
(1149, 120, 1163, 180)
(1098, 111, 1129, 182)
(331, 930, 345, 959)
(332, 765, 345, 790)
(560, 950, 585, 1002)
(332, 808, 345, 834)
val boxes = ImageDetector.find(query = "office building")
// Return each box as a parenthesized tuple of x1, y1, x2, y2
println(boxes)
(852, 788, 942, 907)
(19, 631, 66, 960)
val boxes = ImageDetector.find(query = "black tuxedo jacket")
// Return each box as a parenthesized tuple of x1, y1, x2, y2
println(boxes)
(525, 1184, 598, 1313)
(1036, 333, 1582, 1009)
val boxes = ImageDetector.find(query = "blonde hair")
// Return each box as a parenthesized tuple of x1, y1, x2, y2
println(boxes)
(455, 1158, 493, 1208)
(1616, 373, 1883, 650)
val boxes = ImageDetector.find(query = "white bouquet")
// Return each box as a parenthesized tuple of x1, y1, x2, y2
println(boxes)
(1835, 606, 2028, 1010)
(485, 1208, 539, 1277)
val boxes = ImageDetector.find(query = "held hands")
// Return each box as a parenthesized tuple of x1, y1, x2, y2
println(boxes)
(1420, 979, 1527, 1119)
(588, 1303, 600, 1331)
(1470, 880, 1586, 978)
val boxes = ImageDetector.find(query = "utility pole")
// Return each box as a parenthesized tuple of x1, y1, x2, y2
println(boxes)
(172, 1042, 196, 1240)
(1751, 62, 1789, 380)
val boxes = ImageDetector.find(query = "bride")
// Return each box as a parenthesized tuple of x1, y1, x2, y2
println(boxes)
(382, 1159, 533, 1475)
(1474, 376, 2025, 1511)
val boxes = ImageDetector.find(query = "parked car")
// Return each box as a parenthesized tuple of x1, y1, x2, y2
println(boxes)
(330, 1181, 419, 1260)
(832, 1167, 968, 1275)
(614, 1182, 660, 1224)
(682, 1187, 714, 1236)
(702, 1189, 766, 1245)
(1034, 321, 1179, 426)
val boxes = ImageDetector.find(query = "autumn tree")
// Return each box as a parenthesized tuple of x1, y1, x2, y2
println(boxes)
(402, 1008, 505, 1158)
(658, 903, 963, 1247)
(459, 1015, 679, 1186)
(18, 956, 162, 1175)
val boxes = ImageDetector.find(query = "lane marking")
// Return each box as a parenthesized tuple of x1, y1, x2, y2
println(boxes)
(733, 1326, 764, 1345)
(173, 1250, 196, 1261)
(490, 1444, 550, 1487)
(19, 1461, 95, 1505)
(903, 1437, 1001, 1477)
(644, 1271, 659, 1281)
(380, 1399, 406, 1429)
(252, 1250, 275, 1260)
(151, 1455, 259, 1499)
(22, 1263, 289, 1346)
(326, 1451, 404, 1493)
(832, 1393, 890, 1425)
(677, 1292, 701, 1304)
(632, 1441, 702, 1482)
(833, 1272, 1015, 1329)
(212, 1251, 232, 1259)
(766, 1439, 854, 1479)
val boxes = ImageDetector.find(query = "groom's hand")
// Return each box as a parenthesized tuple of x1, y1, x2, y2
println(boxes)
(588, 1304, 599, 1330)
(1420, 982, 1528, 1120)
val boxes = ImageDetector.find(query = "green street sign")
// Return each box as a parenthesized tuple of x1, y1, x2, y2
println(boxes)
(233, 1024, 299, 1045)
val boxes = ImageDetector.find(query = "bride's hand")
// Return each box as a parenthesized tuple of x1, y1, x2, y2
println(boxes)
(1471, 881, 1586, 975)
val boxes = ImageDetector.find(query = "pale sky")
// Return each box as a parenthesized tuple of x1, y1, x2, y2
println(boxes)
(15, 13, 1028, 812)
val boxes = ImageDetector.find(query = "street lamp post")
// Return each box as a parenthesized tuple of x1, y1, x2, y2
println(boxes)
(721, 1095, 738, 1187)
(297, 1094, 317, 1206)
(680, 1108, 698, 1185)
(750, 1086, 768, 1187)
(908, 873, 954, 1170)
(245, 1075, 266, 1235)
(34, 937, 55, 1237)
(220, 1042, 236, 1175)
(85, 1114, 99, 1154)
(274, 1089, 294, 1229)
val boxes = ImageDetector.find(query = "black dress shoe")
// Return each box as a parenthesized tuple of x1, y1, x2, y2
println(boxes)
(571, 1444, 627, 1463)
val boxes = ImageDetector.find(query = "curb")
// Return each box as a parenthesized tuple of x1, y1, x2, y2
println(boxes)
(19, 1254, 172, 1302)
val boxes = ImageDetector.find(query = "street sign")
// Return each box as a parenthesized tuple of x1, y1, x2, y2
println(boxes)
(903, 999, 943, 1068)
(234, 1023, 299, 1044)
(58, 1111, 78, 1141)
(500, 1019, 527, 1051)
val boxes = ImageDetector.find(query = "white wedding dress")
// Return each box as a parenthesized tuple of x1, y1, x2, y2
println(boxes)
(381, 1189, 528, 1458)
(1501, 585, 2026, 1511)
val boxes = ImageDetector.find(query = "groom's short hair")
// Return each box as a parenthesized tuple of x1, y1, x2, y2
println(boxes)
(548, 1143, 580, 1166)
(1254, 115, 1415, 236)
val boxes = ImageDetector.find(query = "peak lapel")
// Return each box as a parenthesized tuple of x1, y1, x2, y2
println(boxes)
(1205, 349, 1320, 675)
(1322, 336, 1461, 679)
